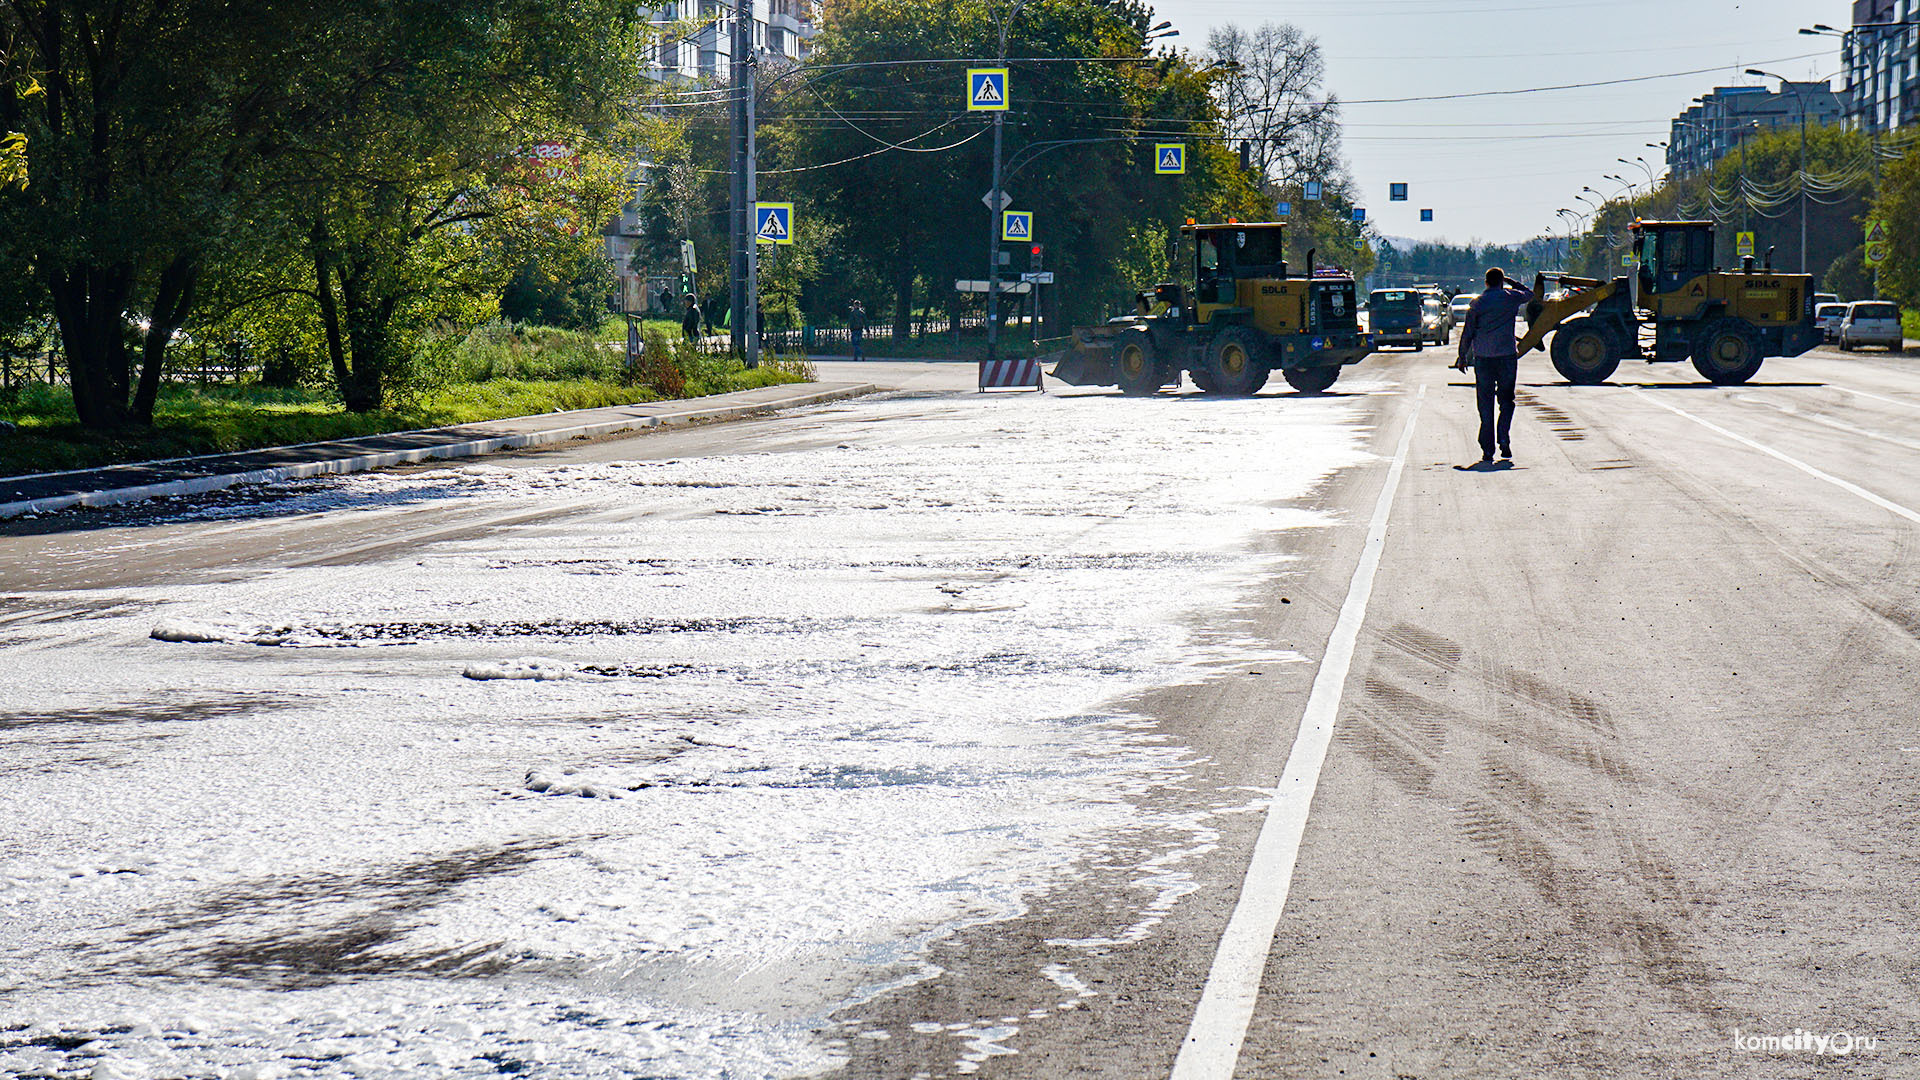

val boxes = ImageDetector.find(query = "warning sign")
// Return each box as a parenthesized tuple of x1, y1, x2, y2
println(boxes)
(1736, 231, 1755, 259)
(1866, 219, 1890, 267)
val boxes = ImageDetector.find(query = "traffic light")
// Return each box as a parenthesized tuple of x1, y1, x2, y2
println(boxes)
(1030, 244, 1044, 269)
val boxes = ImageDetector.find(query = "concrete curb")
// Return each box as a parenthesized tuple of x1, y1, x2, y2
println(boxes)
(0, 383, 878, 520)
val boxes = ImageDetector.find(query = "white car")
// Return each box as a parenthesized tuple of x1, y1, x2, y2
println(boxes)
(1815, 303, 1849, 343)
(1450, 294, 1477, 321)
(1838, 301, 1904, 351)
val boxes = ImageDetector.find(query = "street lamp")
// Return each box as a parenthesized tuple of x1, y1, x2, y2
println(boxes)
(984, 0, 1029, 363)
(1746, 67, 1822, 273)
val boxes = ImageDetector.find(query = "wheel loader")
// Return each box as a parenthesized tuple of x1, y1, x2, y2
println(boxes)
(1520, 219, 1822, 386)
(1049, 221, 1373, 396)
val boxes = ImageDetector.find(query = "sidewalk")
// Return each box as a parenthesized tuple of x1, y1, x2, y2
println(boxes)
(0, 381, 877, 519)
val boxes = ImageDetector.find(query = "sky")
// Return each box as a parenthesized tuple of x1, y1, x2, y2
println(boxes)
(1149, 0, 1855, 246)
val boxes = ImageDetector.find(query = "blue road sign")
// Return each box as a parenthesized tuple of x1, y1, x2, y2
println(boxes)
(1154, 143, 1187, 174)
(755, 202, 794, 245)
(1001, 210, 1033, 241)
(968, 69, 1009, 111)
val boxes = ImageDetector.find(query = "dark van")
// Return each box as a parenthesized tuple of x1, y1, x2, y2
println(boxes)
(1367, 289, 1425, 350)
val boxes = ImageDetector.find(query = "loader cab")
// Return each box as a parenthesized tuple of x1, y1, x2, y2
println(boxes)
(1191, 223, 1288, 305)
(1633, 221, 1714, 299)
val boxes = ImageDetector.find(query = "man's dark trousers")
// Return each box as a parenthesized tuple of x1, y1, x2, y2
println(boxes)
(1474, 354, 1518, 459)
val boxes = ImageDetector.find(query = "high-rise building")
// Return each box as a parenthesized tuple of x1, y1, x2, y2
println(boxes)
(607, 4, 817, 315)
(1667, 82, 1846, 178)
(643, 1, 815, 84)
(1843, 0, 1920, 133)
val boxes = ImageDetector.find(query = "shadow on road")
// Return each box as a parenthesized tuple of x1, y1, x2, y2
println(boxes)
(1453, 460, 1517, 473)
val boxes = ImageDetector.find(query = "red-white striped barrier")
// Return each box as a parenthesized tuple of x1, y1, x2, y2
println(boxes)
(978, 357, 1044, 392)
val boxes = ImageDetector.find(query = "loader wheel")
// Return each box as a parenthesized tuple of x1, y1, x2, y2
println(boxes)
(1190, 367, 1219, 393)
(1115, 336, 1161, 396)
(1691, 318, 1763, 385)
(1203, 326, 1271, 396)
(1283, 366, 1340, 394)
(1550, 319, 1621, 385)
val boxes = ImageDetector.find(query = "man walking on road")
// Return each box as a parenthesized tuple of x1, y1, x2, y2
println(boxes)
(1455, 267, 1534, 465)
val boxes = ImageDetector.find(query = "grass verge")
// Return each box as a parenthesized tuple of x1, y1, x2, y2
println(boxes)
(2, 350, 813, 479)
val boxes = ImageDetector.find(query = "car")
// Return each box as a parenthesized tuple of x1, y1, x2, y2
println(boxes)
(1814, 292, 1840, 310)
(1367, 289, 1427, 350)
(1420, 295, 1451, 344)
(1838, 300, 1905, 351)
(1815, 303, 1849, 344)
(1450, 293, 1478, 323)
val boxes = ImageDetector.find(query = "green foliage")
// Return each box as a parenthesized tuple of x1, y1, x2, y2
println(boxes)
(501, 255, 619, 332)
(788, 0, 1261, 330)
(1872, 144, 1920, 310)
(1823, 245, 1873, 303)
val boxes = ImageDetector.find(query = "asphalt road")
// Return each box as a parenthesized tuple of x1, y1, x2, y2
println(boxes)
(3, 346, 1917, 1079)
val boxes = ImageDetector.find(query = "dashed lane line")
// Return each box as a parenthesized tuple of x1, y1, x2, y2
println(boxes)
(1169, 385, 1425, 1080)
(1630, 389, 1920, 528)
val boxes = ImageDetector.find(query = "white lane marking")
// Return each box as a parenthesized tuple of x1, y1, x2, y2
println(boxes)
(1828, 383, 1920, 413)
(1170, 385, 1425, 1080)
(1630, 390, 1920, 527)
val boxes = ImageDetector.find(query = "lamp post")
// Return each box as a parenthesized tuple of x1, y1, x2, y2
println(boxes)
(984, 0, 1028, 364)
(1747, 67, 1839, 274)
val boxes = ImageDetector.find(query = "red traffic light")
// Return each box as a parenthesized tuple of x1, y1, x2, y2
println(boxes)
(1030, 245, 1043, 256)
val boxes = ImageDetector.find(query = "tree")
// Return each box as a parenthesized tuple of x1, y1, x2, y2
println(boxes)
(0, 0, 642, 423)
(791, 0, 1259, 335)
(1207, 22, 1338, 195)
(1871, 144, 1920, 309)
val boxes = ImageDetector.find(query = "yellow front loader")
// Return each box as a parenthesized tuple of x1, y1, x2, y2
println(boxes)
(1519, 220, 1822, 385)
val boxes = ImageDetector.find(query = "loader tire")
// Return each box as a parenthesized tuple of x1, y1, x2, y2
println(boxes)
(1190, 367, 1219, 393)
(1203, 326, 1271, 396)
(1550, 318, 1621, 385)
(1115, 335, 1161, 396)
(1283, 366, 1340, 394)
(1692, 318, 1763, 384)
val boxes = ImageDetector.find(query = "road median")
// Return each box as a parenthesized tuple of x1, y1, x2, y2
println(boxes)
(0, 381, 878, 519)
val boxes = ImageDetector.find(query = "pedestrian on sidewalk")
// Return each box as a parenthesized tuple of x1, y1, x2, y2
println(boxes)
(1454, 267, 1534, 465)
(704, 295, 723, 337)
(848, 300, 867, 361)
(681, 294, 702, 342)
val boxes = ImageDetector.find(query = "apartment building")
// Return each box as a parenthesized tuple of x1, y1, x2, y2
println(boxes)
(644, 0, 815, 84)
(1845, 0, 1920, 133)
(1667, 82, 1846, 178)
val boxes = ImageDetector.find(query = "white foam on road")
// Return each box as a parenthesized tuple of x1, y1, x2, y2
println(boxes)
(2, 388, 1379, 1078)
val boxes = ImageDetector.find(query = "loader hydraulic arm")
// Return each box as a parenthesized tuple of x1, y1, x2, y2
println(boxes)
(1517, 272, 1620, 356)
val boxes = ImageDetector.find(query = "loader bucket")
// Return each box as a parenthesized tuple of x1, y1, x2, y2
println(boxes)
(1047, 348, 1104, 386)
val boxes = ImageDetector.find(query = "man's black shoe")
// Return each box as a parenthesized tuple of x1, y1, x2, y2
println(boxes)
(1499, 443, 1512, 459)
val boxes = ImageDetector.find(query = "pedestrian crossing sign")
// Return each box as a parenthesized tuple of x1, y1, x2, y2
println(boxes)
(968, 69, 1009, 111)
(755, 202, 794, 245)
(1154, 144, 1186, 174)
(1001, 210, 1033, 242)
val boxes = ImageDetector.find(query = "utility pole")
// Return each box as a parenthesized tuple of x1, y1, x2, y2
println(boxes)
(728, 0, 759, 366)
(985, 0, 1026, 364)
